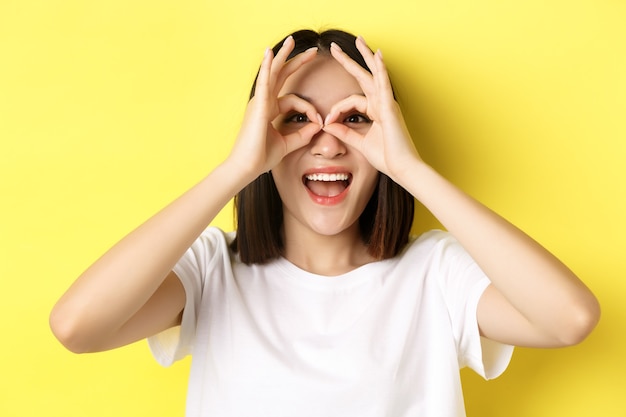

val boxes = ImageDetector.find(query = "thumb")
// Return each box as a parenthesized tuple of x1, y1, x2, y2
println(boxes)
(284, 122, 322, 154)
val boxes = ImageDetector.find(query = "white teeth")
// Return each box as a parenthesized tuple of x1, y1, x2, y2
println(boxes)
(305, 173, 349, 182)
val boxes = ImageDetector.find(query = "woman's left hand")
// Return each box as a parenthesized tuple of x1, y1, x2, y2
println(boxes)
(323, 37, 422, 183)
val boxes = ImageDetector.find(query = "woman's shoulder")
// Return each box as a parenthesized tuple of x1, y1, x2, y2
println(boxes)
(180, 227, 237, 264)
(196, 226, 236, 246)
(398, 229, 467, 263)
(406, 229, 454, 251)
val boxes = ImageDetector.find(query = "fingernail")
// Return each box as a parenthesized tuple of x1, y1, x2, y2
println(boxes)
(330, 42, 342, 51)
(284, 35, 293, 45)
(306, 46, 318, 53)
(377, 49, 383, 59)
(264, 47, 271, 57)
(317, 114, 324, 126)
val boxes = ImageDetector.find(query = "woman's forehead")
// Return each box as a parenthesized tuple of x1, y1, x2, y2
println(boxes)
(279, 57, 363, 104)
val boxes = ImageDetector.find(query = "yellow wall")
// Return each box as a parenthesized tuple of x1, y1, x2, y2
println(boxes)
(1, 1, 624, 415)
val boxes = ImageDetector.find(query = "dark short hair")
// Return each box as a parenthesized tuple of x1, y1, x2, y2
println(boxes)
(231, 29, 414, 264)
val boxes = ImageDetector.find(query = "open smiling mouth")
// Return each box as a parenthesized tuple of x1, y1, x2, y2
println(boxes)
(303, 173, 352, 198)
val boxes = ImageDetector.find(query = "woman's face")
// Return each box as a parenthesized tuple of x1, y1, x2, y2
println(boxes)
(271, 55, 379, 239)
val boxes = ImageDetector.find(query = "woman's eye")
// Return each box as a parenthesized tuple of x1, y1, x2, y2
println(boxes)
(286, 113, 310, 123)
(343, 114, 371, 124)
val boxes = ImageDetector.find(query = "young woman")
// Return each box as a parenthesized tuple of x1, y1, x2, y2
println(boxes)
(50, 29, 600, 416)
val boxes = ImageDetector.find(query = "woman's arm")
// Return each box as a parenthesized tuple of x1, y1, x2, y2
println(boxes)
(399, 162, 600, 347)
(50, 161, 252, 353)
(326, 37, 600, 348)
(50, 37, 322, 353)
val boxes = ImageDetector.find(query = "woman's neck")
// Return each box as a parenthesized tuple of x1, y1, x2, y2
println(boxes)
(281, 223, 375, 276)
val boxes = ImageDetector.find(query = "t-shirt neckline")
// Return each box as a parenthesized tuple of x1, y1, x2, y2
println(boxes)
(270, 255, 394, 291)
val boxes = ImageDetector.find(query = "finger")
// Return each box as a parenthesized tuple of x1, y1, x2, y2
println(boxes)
(329, 42, 376, 96)
(268, 36, 296, 90)
(273, 35, 295, 65)
(356, 37, 396, 108)
(322, 123, 364, 151)
(276, 94, 323, 126)
(355, 36, 378, 76)
(253, 47, 274, 103)
(273, 47, 318, 96)
(372, 50, 397, 112)
(282, 46, 318, 74)
(283, 122, 322, 154)
(324, 94, 369, 126)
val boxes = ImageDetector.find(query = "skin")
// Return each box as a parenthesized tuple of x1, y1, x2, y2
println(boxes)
(271, 56, 380, 275)
(50, 35, 600, 355)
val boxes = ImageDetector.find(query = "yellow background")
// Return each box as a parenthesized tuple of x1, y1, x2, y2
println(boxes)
(1, 0, 624, 416)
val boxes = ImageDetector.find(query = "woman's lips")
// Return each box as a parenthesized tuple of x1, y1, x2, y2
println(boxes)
(302, 172, 352, 204)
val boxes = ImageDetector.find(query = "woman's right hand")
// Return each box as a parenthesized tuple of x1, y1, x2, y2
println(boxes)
(228, 36, 323, 179)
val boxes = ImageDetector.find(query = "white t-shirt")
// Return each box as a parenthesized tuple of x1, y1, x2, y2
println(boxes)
(149, 227, 513, 417)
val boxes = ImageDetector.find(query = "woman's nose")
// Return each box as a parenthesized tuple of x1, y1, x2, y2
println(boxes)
(309, 130, 347, 159)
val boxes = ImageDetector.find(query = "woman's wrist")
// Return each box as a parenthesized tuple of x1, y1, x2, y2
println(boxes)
(387, 156, 432, 191)
(216, 156, 263, 192)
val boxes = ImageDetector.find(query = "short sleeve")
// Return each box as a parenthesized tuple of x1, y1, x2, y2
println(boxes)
(147, 227, 231, 367)
(460, 277, 514, 379)
(431, 232, 514, 380)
